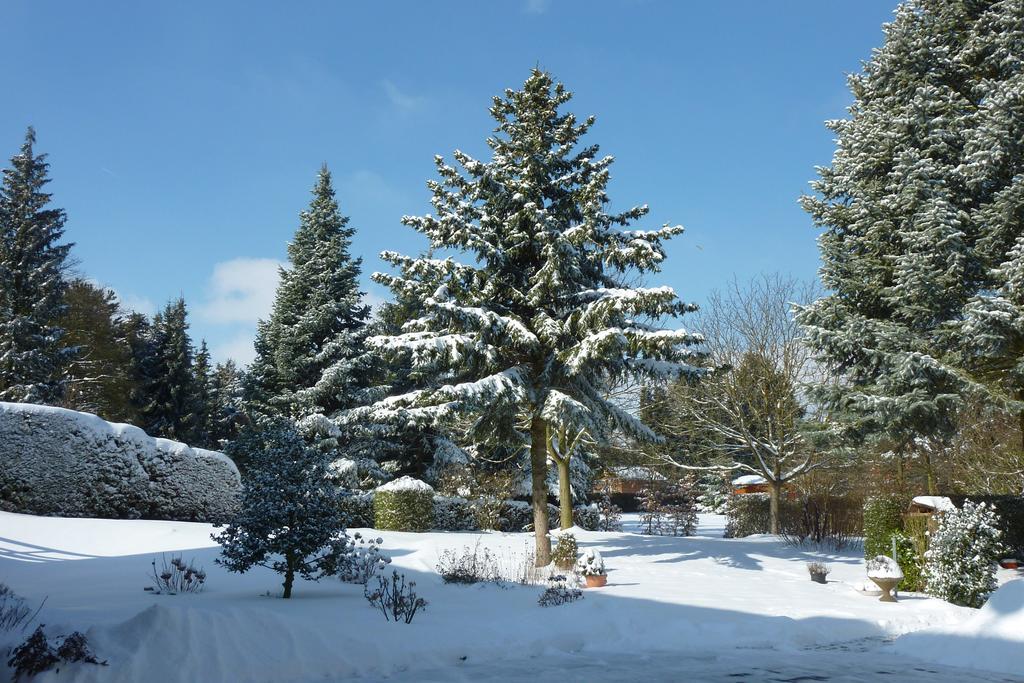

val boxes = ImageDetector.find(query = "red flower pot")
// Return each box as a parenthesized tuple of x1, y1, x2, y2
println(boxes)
(1000, 559, 1020, 570)
(585, 574, 607, 588)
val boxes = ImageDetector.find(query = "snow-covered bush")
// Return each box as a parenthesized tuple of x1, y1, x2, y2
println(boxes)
(863, 495, 908, 560)
(339, 533, 391, 586)
(338, 491, 374, 528)
(595, 489, 623, 531)
(213, 419, 356, 599)
(924, 500, 1004, 608)
(0, 402, 240, 522)
(436, 541, 500, 584)
(576, 548, 605, 576)
(148, 554, 206, 594)
(572, 504, 600, 531)
(433, 495, 478, 531)
(538, 576, 583, 607)
(7, 626, 106, 679)
(374, 477, 434, 532)
(697, 475, 730, 514)
(365, 571, 427, 624)
(551, 533, 579, 570)
(498, 499, 532, 532)
(661, 481, 699, 536)
(724, 493, 771, 538)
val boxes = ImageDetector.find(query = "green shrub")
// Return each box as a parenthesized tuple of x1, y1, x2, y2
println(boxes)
(863, 495, 907, 559)
(374, 477, 434, 532)
(339, 492, 374, 528)
(949, 495, 1024, 558)
(891, 531, 924, 591)
(924, 500, 1004, 607)
(724, 493, 771, 538)
(433, 495, 478, 531)
(572, 504, 600, 531)
(551, 533, 578, 570)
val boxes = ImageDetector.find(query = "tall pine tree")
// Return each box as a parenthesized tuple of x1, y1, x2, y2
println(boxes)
(138, 298, 199, 442)
(796, 0, 1024, 471)
(362, 70, 704, 564)
(0, 128, 73, 404)
(246, 166, 372, 448)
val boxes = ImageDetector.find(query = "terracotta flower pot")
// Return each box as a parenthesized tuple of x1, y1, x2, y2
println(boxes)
(585, 574, 607, 588)
(1000, 559, 1020, 570)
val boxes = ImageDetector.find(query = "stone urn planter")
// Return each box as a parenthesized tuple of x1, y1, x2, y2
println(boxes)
(866, 555, 903, 603)
(585, 574, 608, 588)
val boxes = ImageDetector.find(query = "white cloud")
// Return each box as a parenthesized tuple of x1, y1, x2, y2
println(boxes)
(381, 80, 426, 111)
(198, 258, 282, 325)
(524, 0, 550, 14)
(211, 331, 258, 367)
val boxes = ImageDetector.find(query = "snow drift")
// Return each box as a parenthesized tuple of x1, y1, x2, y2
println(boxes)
(0, 402, 240, 521)
(892, 578, 1024, 676)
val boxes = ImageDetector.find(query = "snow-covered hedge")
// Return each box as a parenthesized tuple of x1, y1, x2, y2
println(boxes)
(339, 491, 374, 528)
(924, 500, 1003, 608)
(572, 504, 600, 531)
(374, 477, 434, 532)
(0, 402, 240, 522)
(724, 493, 771, 537)
(433, 495, 478, 531)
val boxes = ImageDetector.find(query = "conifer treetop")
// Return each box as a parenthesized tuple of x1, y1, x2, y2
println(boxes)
(361, 69, 705, 447)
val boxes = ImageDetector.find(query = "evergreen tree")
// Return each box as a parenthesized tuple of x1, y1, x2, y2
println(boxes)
(208, 359, 247, 450)
(0, 128, 73, 404)
(361, 70, 704, 564)
(213, 417, 357, 598)
(60, 279, 135, 422)
(797, 0, 1024, 466)
(191, 340, 213, 447)
(139, 298, 198, 441)
(246, 166, 372, 433)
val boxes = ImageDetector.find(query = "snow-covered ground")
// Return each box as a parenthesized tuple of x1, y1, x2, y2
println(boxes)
(0, 512, 1020, 682)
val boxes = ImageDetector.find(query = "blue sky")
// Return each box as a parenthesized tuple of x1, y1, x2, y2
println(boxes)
(1, 0, 898, 365)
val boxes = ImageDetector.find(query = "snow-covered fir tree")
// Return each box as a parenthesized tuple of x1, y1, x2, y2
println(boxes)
(796, 0, 1024, 464)
(208, 359, 247, 450)
(246, 166, 373, 451)
(360, 70, 704, 564)
(924, 500, 1003, 608)
(0, 128, 74, 404)
(213, 417, 357, 598)
(137, 298, 200, 442)
(191, 340, 213, 447)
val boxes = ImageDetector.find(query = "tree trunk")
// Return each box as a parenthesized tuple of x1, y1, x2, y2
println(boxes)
(768, 479, 782, 535)
(557, 457, 573, 530)
(282, 567, 294, 599)
(530, 416, 551, 566)
(923, 449, 936, 495)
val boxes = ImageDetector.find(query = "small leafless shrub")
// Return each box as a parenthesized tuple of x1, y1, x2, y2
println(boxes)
(538, 575, 583, 607)
(148, 554, 206, 594)
(364, 571, 427, 624)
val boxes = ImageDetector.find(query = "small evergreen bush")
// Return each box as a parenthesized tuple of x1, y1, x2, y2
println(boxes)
(374, 477, 434, 532)
(724, 493, 771, 538)
(891, 531, 924, 592)
(338, 491, 374, 528)
(572, 504, 600, 531)
(433, 495, 478, 531)
(863, 495, 907, 559)
(551, 533, 579, 570)
(924, 500, 1004, 608)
